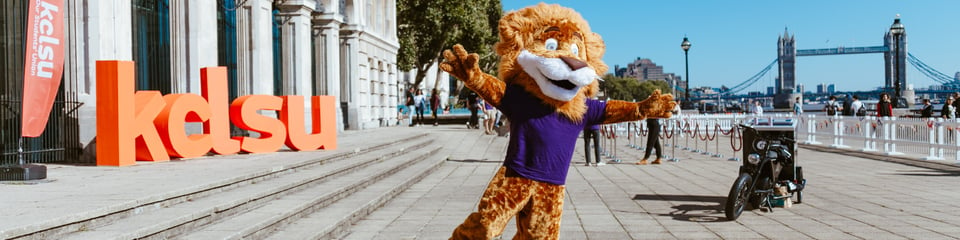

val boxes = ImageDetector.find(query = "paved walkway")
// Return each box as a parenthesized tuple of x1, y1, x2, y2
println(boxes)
(346, 125, 960, 240)
(3, 124, 960, 239)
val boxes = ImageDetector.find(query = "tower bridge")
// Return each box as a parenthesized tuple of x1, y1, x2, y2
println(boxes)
(775, 15, 909, 108)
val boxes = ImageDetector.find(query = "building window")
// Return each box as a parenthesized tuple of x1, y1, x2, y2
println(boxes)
(132, 0, 172, 94)
(272, 9, 283, 96)
(217, 0, 239, 100)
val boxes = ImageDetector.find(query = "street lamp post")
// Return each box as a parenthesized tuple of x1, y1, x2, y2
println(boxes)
(681, 37, 691, 107)
(890, 15, 904, 108)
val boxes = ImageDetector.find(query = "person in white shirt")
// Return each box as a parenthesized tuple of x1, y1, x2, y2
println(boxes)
(850, 95, 865, 116)
(753, 101, 763, 116)
(413, 90, 427, 126)
(793, 97, 803, 115)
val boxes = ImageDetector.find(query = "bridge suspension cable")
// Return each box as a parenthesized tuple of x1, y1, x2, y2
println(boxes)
(723, 59, 778, 95)
(907, 53, 959, 88)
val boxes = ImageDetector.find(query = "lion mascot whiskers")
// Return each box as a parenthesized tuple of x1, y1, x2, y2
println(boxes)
(441, 3, 675, 239)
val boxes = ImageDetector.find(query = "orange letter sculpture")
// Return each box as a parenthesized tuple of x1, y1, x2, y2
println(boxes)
(96, 61, 339, 166)
(156, 94, 213, 158)
(281, 96, 337, 151)
(230, 95, 286, 153)
(201, 67, 240, 155)
(95, 61, 136, 166)
(133, 91, 168, 161)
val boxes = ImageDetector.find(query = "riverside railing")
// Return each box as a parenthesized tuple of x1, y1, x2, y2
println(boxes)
(598, 113, 960, 164)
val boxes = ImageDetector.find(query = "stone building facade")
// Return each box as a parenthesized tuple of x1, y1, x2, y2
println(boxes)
(0, 0, 399, 162)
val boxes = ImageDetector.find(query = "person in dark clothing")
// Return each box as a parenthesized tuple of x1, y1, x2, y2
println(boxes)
(637, 118, 662, 165)
(467, 91, 479, 129)
(582, 124, 602, 166)
(943, 97, 956, 119)
(952, 92, 960, 118)
(920, 99, 933, 118)
(877, 93, 893, 117)
(430, 89, 442, 126)
(842, 94, 853, 116)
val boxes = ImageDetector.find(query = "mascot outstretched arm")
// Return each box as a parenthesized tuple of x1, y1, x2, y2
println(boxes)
(441, 3, 675, 240)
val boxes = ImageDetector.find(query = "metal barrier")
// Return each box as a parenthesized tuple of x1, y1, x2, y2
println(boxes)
(597, 113, 960, 165)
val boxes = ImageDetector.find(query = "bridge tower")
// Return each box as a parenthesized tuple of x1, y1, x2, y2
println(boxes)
(884, 17, 912, 107)
(775, 29, 801, 108)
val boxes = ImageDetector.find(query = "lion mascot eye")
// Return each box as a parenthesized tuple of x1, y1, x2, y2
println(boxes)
(570, 44, 579, 55)
(544, 38, 558, 51)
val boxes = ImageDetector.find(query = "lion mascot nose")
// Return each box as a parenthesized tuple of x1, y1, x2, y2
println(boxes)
(559, 56, 588, 71)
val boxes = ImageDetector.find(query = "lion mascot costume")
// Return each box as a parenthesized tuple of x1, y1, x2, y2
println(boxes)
(441, 3, 675, 239)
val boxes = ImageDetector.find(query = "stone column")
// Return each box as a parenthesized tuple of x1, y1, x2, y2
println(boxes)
(79, 0, 134, 147)
(313, 14, 344, 131)
(236, 0, 274, 95)
(340, 25, 360, 130)
(170, 0, 218, 94)
(278, 2, 314, 96)
(277, 1, 316, 132)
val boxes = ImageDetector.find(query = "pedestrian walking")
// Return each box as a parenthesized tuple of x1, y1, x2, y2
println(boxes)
(414, 89, 426, 126)
(405, 87, 416, 126)
(942, 97, 955, 119)
(483, 101, 497, 135)
(583, 124, 603, 166)
(952, 92, 960, 118)
(752, 101, 763, 116)
(920, 98, 933, 118)
(466, 91, 479, 129)
(877, 93, 893, 117)
(851, 95, 866, 117)
(637, 118, 662, 165)
(824, 96, 842, 116)
(793, 97, 803, 115)
(430, 89, 441, 126)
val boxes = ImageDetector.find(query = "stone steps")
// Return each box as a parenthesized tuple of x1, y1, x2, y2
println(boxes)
(18, 133, 431, 240)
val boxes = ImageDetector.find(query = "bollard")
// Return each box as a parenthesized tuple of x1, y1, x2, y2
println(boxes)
(923, 118, 943, 160)
(862, 117, 876, 152)
(712, 122, 723, 158)
(728, 124, 742, 161)
(682, 120, 692, 151)
(936, 119, 945, 159)
(887, 117, 902, 155)
(669, 119, 679, 162)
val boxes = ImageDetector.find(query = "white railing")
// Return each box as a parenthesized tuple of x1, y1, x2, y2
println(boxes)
(599, 113, 960, 164)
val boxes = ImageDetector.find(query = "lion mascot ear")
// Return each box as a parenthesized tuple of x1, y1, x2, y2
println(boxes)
(494, 10, 528, 81)
(584, 32, 608, 76)
(582, 32, 606, 98)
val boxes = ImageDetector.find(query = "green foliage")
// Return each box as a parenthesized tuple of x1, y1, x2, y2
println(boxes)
(599, 74, 673, 101)
(397, 0, 501, 87)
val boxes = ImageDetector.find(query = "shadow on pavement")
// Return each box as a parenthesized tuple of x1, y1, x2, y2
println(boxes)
(446, 158, 501, 163)
(633, 194, 727, 222)
(888, 169, 960, 177)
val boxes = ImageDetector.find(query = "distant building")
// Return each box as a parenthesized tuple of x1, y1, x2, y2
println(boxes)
(620, 57, 667, 81)
(816, 84, 826, 94)
(767, 87, 776, 96)
(827, 84, 835, 94)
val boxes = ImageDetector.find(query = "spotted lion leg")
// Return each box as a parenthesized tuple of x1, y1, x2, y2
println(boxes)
(513, 181, 565, 240)
(450, 167, 536, 240)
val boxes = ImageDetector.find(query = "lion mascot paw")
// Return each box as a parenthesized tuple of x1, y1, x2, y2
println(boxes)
(442, 3, 675, 239)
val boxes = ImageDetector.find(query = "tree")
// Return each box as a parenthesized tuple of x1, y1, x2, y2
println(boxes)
(397, 0, 501, 89)
(600, 74, 673, 101)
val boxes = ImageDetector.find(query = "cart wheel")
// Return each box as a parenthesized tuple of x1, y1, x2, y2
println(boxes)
(725, 173, 752, 221)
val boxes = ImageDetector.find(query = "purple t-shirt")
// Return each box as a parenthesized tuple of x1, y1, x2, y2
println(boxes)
(499, 84, 607, 185)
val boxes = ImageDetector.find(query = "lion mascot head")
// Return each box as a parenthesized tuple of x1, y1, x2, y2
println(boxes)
(495, 3, 607, 121)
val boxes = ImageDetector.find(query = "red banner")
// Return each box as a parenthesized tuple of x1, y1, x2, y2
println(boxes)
(21, 0, 65, 137)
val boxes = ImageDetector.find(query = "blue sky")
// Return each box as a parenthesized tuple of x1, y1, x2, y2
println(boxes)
(501, 1, 960, 92)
